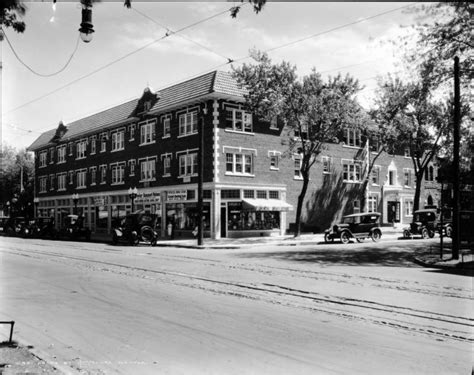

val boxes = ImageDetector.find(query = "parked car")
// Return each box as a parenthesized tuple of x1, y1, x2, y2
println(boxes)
(112, 211, 159, 246)
(324, 212, 382, 244)
(0, 217, 10, 234)
(3, 217, 29, 237)
(403, 209, 438, 239)
(29, 217, 58, 239)
(60, 214, 91, 241)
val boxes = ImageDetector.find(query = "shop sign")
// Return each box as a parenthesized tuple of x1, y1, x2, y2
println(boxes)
(135, 192, 161, 204)
(167, 190, 187, 201)
(228, 202, 242, 213)
(94, 197, 107, 206)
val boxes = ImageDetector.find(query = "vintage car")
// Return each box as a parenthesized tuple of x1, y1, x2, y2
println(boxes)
(403, 209, 438, 239)
(3, 217, 29, 237)
(112, 211, 159, 246)
(60, 214, 91, 241)
(28, 217, 57, 239)
(324, 212, 382, 244)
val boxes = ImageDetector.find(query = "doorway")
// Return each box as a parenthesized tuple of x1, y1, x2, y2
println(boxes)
(387, 201, 400, 223)
(220, 206, 227, 238)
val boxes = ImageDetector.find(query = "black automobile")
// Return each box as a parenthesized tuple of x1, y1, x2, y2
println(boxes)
(325, 212, 382, 244)
(3, 217, 29, 237)
(29, 217, 57, 239)
(60, 214, 91, 241)
(403, 209, 438, 239)
(112, 211, 159, 246)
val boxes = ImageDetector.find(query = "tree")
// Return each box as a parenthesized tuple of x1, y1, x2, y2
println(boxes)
(0, 143, 35, 217)
(233, 50, 366, 237)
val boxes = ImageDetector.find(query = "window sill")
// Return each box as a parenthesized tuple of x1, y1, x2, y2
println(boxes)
(139, 179, 156, 183)
(323, 171, 331, 175)
(58, 188, 66, 192)
(76, 186, 87, 190)
(139, 141, 156, 146)
(57, 161, 66, 164)
(342, 145, 362, 149)
(294, 176, 303, 181)
(129, 138, 135, 142)
(225, 172, 255, 177)
(270, 167, 279, 171)
(162, 135, 171, 139)
(162, 174, 171, 178)
(269, 126, 279, 131)
(111, 182, 125, 186)
(343, 181, 362, 184)
(372, 183, 380, 187)
(178, 174, 197, 179)
(76, 157, 86, 160)
(111, 148, 124, 153)
(90, 183, 96, 186)
(100, 182, 107, 185)
(177, 133, 197, 139)
(224, 129, 254, 135)
(39, 166, 47, 168)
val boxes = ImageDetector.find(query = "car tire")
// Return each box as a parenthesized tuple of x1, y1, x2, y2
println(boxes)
(340, 231, 351, 244)
(428, 230, 435, 239)
(371, 230, 381, 242)
(324, 233, 334, 244)
(421, 228, 430, 239)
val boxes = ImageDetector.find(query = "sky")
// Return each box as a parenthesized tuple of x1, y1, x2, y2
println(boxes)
(1, 1, 427, 150)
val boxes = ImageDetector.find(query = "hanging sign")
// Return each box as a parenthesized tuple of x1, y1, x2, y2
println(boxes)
(135, 192, 161, 204)
(167, 190, 187, 201)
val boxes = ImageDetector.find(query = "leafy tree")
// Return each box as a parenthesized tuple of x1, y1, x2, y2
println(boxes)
(1, 0, 26, 39)
(233, 50, 366, 237)
(0, 143, 35, 217)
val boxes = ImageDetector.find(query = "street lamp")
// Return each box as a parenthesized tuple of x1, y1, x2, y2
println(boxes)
(33, 197, 39, 217)
(128, 187, 138, 213)
(79, 1, 94, 43)
(72, 193, 79, 215)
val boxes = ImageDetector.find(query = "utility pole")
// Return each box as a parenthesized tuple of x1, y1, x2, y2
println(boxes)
(197, 107, 206, 246)
(452, 56, 460, 260)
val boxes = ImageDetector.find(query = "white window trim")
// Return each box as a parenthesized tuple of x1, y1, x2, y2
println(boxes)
(371, 165, 381, 186)
(128, 124, 136, 141)
(128, 159, 136, 177)
(139, 119, 156, 146)
(75, 169, 87, 189)
(89, 166, 97, 186)
(176, 150, 198, 178)
(110, 162, 126, 185)
(90, 136, 97, 155)
(49, 174, 55, 191)
(162, 115, 171, 139)
(224, 152, 255, 177)
(110, 128, 125, 152)
(49, 148, 55, 164)
(293, 154, 303, 180)
(268, 150, 281, 171)
(341, 158, 362, 183)
(57, 145, 66, 164)
(322, 156, 332, 174)
(178, 111, 198, 138)
(39, 151, 47, 168)
(343, 128, 362, 148)
(161, 153, 172, 177)
(57, 173, 67, 191)
(39, 176, 47, 193)
(138, 156, 157, 182)
(99, 164, 107, 185)
(76, 139, 88, 160)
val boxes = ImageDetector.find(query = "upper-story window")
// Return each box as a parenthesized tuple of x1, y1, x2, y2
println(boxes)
(49, 148, 55, 164)
(39, 176, 47, 193)
(342, 160, 361, 182)
(162, 116, 171, 138)
(179, 153, 198, 177)
(139, 120, 156, 145)
(128, 160, 136, 176)
(179, 112, 198, 137)
(161, 153, 172, 176)
(76, 140, 87, 159)
(343, 128, 361, 147)
(100, 133, 108, 153)
(76, 169, 87, 188)
(404, 147, 410, 158)
(39, 151, 47, 167)
(111, 130, 125, 152)
(225, 151, 254, 176)
(90, 167, 97, 185)
(57, 145, 66, 163)
(57, 173, 66, 191)
(268, 151, 281, 170)
(371, 165, 381, 185)
(140, 157, 156, 181)
(49, 174, 55, 191)
(294, 155, 302, 180)
(90, 136, 97, 154)
(100, 165, 107, 184)
(128, 124, 136, 141)
(111, 163, 125, 185)
(68, 170, 74, 185)
(403, 168, 414, 187)
(294, 124, 308, 139)
(388, 170, 396, 185)
(225, 107, 252, 133)
(425, 165, 434, 181)
(322, 156, 332, 174)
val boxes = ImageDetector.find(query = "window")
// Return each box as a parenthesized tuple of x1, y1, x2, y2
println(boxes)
(68, 142, 74, 156)
(294, 124, 308, 139)
(179, 153, 197, 177)
(371, 166, 380, 185)
(389, 170, 396, 185)
(162, 154, 171, 176)
(57, 146, 66, 163)
(294, 156, 302, 180)
(111, 130, 125, 151)
(90, 136, 96, 154)
(68, 171, 74, 185)
(39, 151, 47, 167)
(425, 165, 434, 181)
(49, 148, 55, 164)
(76, 140, 87, 159)
(90, 167, 97, 185)
(368, 195, 378, 213)
(221, 189, 240, 199)
(322, 156, 331, 173)
(225, 152, 253, 175)
(128, 160, 136, 176)
(369, 136, 380, 152)
(128, 124, 136, 141)
(100, 165, 107, 184)
(111, 163, 125, 185)
(405, 200, 414, 216)
(100, 133, 107, 152)
(76, 169, 87, 188)
(342, 160, 361, 182)
(403, 168, 413, 186)
(244, 190, 255, 199)
(269, 191, 279, 199)
(353, 199, 360, 213)
(225, 107, 252, 132)
(256, 190, 267, 199)
(163, 116, 171, 138)
(39, 176, 47, 193)
(57, 173, 66, 191)
(140, 120, 156, 145)
(404, 148, 410, 158)
(140, 158, 156, 181)
(269, 151, 281, 170)
(49, 175, 55, 191)
(344, 128, 361, 147)
(179, 112, 198, 136)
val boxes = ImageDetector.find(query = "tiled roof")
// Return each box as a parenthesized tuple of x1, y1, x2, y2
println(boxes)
(28, 71, 246, 151)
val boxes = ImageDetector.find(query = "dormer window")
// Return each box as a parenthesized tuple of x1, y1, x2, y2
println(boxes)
(144, 101, 151, 112)
(343, 128, 361, 147)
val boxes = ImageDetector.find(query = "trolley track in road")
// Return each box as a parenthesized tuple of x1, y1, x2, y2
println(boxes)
(2, 245, 472, 343)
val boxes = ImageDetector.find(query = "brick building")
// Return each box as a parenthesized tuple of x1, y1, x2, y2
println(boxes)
(28, 71, 440, 239)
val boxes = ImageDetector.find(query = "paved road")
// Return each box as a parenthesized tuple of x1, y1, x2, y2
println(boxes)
(0, 236, 471, 374)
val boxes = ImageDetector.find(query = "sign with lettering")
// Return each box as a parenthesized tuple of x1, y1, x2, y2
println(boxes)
(94, 197, 106, 206)
(167, 190, 187, 201)
(135, 192, 161, 204)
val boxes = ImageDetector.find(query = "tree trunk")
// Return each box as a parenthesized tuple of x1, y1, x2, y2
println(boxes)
(294, 171, 310, 238)
(413, 170, 423, 212)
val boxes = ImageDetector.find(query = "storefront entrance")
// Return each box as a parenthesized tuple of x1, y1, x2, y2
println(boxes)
(220, 206, 227, 238)
(387, 201, 400, 223)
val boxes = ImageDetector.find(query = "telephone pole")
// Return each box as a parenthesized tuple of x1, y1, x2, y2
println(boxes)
(452, 56, 460, 260)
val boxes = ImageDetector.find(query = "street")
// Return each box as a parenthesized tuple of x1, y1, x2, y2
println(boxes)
(0, 236, 472, 375)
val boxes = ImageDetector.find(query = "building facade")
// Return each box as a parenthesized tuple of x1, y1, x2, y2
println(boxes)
(28, 71, 440, 239)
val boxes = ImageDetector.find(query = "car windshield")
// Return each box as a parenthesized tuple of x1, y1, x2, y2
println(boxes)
(342, 216, 359, 224)
(414, 212, 436, 222)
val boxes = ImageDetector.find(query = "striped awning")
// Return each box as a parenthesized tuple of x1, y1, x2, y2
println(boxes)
(242, 199, 293, 212)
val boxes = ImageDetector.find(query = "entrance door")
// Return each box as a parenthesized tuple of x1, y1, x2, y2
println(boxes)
(220, 206, 227, 238)
(387, 201, 400, 223)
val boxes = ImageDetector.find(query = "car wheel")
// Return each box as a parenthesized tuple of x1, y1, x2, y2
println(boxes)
(403, 230, 411, 239)
(428, 230, 435, 239)
(421, 228, 430, 239)
(324, 233, 334, 243)
(371, 230, 381, 242)
(445, 226, 452, 238)
(340, 231, 351, 244)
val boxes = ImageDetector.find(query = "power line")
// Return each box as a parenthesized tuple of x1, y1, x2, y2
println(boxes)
(2, 29, 81, 77)
(4, 3, 244, 116)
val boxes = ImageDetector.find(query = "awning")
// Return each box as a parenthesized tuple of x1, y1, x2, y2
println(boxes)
(242, 198, 293, 212)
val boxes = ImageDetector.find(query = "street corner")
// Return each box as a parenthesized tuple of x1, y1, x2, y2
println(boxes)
(414, 252, 474, 276)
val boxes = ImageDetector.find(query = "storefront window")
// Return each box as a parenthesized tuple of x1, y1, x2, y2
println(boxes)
(166, 203, 210, 232)
(227, 202, 280, 230)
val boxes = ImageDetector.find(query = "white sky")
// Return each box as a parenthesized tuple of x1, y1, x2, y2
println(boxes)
(1, 1, 427, 150)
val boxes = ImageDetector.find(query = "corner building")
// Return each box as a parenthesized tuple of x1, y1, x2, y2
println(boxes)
(28, 71, 440, 239)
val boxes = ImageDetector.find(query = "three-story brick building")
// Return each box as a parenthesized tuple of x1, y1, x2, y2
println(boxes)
(28, 71, 440, 239)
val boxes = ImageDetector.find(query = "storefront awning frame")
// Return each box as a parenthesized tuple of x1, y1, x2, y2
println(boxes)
(242, 198, 293, 212)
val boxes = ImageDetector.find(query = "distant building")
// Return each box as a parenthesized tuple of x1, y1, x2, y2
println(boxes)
(28, 71, 440, 238)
